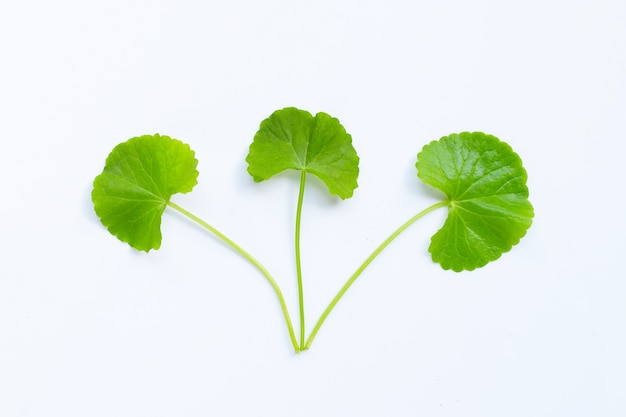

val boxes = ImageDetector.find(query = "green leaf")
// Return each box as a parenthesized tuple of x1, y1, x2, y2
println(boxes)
(92, 134, 199, 252)
(246, 107, 359, 199)
(416, 132, 534, 272)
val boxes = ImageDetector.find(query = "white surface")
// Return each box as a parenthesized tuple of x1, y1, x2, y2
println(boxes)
(1, 0, 625, 416)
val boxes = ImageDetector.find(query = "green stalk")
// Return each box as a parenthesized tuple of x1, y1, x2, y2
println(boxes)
(303, 201, 449, 350)
(294, 170, 307, 349)
(167, 201, 300, 353)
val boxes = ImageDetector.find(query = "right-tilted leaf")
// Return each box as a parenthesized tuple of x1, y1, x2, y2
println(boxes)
(416, 132, 534, 271)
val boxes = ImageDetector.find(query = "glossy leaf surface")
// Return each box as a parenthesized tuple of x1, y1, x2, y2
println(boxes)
(92, 134, 198, 251)
(416, 132, 534, 271)
(246, 107, 359, 199)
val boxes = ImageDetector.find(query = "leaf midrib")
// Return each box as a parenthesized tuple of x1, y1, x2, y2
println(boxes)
(107, 172, 168, 202)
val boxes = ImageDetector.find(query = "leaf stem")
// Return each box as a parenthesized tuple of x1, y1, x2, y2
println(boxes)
(295, 170, 307, 350)
(303, 200, 449, 350)
(166, 201, 300, 353)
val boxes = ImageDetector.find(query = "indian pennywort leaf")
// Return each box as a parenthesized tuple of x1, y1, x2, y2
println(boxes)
(416, 132, 534, 271)
(246, 107, 359, 199)
(92, 134, 199, 252)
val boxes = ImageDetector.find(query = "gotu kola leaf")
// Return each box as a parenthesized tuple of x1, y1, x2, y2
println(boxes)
(416, 132, 534, 272)
(246, 107, 359, 199)
(92, 133, 199, 252)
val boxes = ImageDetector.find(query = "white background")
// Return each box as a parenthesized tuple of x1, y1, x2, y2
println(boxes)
(1, 0, 625, 416)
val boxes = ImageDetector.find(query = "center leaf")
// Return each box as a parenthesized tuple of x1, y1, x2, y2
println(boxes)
(246, 107, 360, 199)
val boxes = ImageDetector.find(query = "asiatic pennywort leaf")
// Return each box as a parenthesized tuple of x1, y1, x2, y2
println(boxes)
(92, 133, 198, 252)
(416, 132, 534, 271)
(246, 107, 359, 199)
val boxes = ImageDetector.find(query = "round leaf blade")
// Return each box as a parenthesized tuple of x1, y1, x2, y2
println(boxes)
(416, 132, 534, 271)
(92, 134, 199, 252)
(246, 107, 359, 199)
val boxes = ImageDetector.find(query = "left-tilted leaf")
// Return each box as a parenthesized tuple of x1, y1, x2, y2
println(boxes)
(92, 133, 199, 252)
